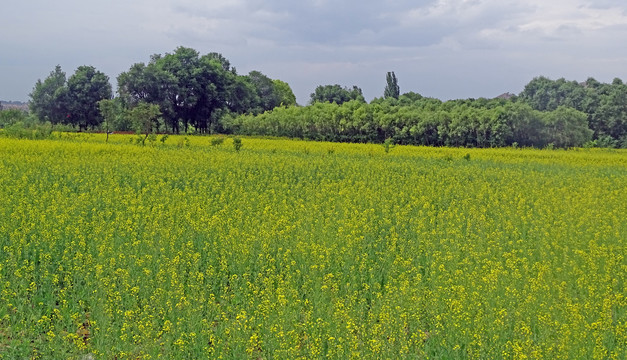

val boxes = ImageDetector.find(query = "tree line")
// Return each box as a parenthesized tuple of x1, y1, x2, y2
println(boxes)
(25, 47, 296, 135)
(226, 75, 626, 148)
(224, 97, 594, 148)
(4, 45, 627, 148)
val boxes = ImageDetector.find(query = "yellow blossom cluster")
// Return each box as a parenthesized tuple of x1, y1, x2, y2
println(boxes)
(0, 134, 625, 359)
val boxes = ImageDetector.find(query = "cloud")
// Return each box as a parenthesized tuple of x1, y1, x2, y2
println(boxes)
(2, 0, 627, 103)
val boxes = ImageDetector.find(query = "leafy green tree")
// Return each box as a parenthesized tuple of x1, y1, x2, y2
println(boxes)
(273, 79, 297, 106)
(118, 61, 177, 132)
(0, 109, 27, 128)
(227, 76, 260, 114)
(29, 65, 69, 124)
(98, 99, 118, 142)
(248, 70, 281, 112)
(310, 84, 364, 105)
(129, 102, 161, 142)
(591, 83, 627, 141)
(120, 47, 234, 133)
(501, 102, 544, 147)
(196, 54, 236, 132)
(542, 106, 592, 148)
(398, 92, 423, 105)
(207, 52, 236, 74)
(66, 66, 112, 130)
(384, 72, 400, 99)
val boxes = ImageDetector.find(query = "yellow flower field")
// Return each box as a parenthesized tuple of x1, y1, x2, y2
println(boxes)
(0, 134, 625, 359)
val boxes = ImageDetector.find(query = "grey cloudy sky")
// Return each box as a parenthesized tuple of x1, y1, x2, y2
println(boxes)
(2, 0, 627, 104)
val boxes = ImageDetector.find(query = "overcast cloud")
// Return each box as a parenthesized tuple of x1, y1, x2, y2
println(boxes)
(2, 0, 627, 104)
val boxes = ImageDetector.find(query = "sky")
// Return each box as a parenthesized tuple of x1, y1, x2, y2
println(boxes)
(2, 0, 627, 105)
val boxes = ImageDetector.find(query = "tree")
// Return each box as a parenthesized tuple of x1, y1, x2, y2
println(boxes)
(98, 99, 117, 142)
(273, 79, 297, 106)
(591, 83, 627, 141)
(227, 75, 260, 114)
(384, 71, 400, 99)
(248, 70, 281, 112)
(194, 54, 235, 133)
(310, 84, 364, 105)
(542, 106, 592, 148)
(118, 61, 177, 131)
(129, 102, 161, 142)
(0, 109, 27, 128)
(119, 47, 234, 133)
(502, 102, 544, 147)
(207, 52, 236, 74)
(29, 65, 69, 124)
(66, 66, 112, 130)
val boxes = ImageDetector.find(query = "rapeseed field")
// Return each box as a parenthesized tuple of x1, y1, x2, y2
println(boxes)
(0, 134, 625, 359)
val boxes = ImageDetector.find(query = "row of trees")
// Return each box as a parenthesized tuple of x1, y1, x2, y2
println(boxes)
(21, 46, 627, 147)
(225, 75, 627, 148)
(117, 47, 296, 133)
(28, 47, 296, 134)
(519, 76, 627, 143)
(29, 65, 112, 130)
(307, 71, 399, 105)
(225, 96, 594, 148)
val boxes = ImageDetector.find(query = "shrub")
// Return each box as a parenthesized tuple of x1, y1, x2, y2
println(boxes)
(232, 137, 242, 152)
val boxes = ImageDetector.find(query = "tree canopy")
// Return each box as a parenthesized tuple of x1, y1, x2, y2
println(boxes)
(310, 84, 365, 105)
(24, 47, 627, 148)
(116, 47, 296, 133)
(29, 65, 112, 130)
(29, 65, 68, 124)
(384, 72, 400, 99)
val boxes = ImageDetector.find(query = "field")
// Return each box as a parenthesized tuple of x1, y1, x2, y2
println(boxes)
(0, 134, 625, 359)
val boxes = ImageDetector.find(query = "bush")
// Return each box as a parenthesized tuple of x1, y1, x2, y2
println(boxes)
(211, 137, 225, 146)
(232, 137, 242, 152)
(1, 122, 54, 140)
(0, 109, 28, 128)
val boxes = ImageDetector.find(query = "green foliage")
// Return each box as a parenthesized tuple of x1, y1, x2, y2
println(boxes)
(541, 106, 593, 148)
(583, 135, 617, 149)
(176, 136, 191, 148)
(29, 65, 68, 124)
(248, 70, 282, 112)
(1, 122, 54, 140)
(116, 48, 295, 133)
(147, 133, 158, 145)
(232, 137, 242, 151)
(118, 47, 233, 134)
(272, 79, 297, 107)
(310, 84, 365, 105)
(384, 71, 400, 99)
(128, 102, 161, 138)
(227, 76, 260, 114)
(211, 137, 225, 146)
(66, 66, 113, 130)
(30, 65, 113, 131)
(0, 109, 28, 128)
(383, 138, 394, 153)
(519, 76, 627, 144)
(226, 77, 626, 149)
(225, 98, 527, 147)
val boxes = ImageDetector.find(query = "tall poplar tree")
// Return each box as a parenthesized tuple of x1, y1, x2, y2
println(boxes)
(384, 71, 400, 99)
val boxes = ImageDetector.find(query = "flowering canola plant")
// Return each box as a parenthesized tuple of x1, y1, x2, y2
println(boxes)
(0, 134, 625, 359)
